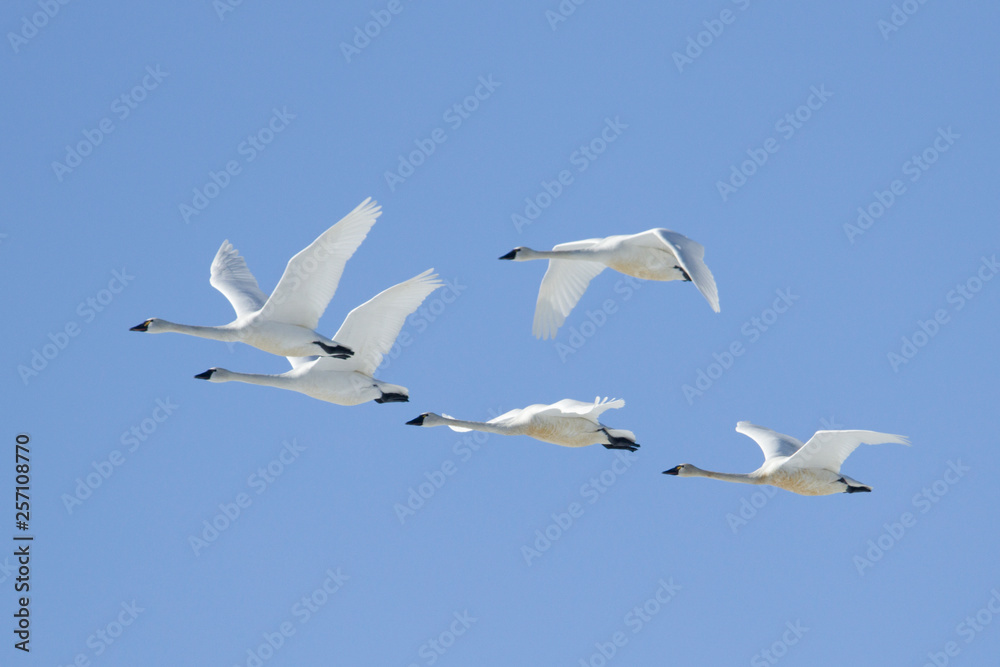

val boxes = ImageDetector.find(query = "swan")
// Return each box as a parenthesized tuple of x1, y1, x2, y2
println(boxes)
(406, 397, 639, 451)
(662, 421, 910, 495)
(130, 198, 382, 358)
(193, 269, 442, 405)
(499, 229, 720, 339)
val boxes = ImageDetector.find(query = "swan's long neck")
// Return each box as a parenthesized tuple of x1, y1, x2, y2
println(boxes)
(158, 320, 236, 343)
(439, 417, 512, 435)
(520, 248, 599, 261)
(688, 467, 762, 485)
(216, 370, 295, 389)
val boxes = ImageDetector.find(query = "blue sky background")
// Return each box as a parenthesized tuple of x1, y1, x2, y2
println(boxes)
(3, 1, 999, 665)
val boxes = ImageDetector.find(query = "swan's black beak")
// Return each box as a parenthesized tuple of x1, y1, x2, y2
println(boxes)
(194, 369, 215, 380)
(662, 466, 681, 475)
(498, 249, 517, 260)
(130, 320, 151, 332)
(405, 415, 425, 426)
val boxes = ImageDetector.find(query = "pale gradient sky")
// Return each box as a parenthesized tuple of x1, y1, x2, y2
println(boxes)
(3, 2, 999, 665)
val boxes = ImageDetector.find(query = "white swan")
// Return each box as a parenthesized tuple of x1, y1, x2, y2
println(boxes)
(500, 229, 720, 339)
(663, 421, 910, 495)
(193, 269, 442, 405)
(130, 198, 381, 358)
(406, 397, 639, 451)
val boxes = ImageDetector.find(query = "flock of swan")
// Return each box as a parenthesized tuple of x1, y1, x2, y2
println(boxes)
(132, 198, 909, 497)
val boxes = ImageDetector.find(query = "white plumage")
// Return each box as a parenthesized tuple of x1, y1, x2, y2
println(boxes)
(193, 269, 442, 406)
(131, 198, 381, 358)
(500, 228, 719, 339)
(407, 397, 638, 451)
(663, 421, 910, 496)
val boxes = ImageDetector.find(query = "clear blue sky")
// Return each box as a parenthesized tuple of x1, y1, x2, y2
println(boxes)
(3, 2, 999, 665)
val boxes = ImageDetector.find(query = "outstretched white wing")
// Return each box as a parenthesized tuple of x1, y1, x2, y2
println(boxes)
(261, 198, 381, 328)
(315, 269, 442, 375)
(532, 397, 633, 439)
(537, 396, 625, 420)
(645, 229, 720, 313)
(209, 241, 269, 318)
(532, 239, 606, 340)
(736, 422, 803, 462)
(783, 430, 910, 473)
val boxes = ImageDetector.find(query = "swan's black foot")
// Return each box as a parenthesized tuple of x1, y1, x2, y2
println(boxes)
(839, 477, 871, 493)
(601, 429, 639, 451)
(603, 442, 639, 452)
(314, 341, 353, 358)
(375, 392, 409, 404)
(675, 266, 692, 282)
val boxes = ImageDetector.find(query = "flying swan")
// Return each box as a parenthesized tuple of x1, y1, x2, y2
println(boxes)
(130, 198, 382, 358)
(662, 421, 910, 495)
(406, 397, 639, 451)
(499, 228, 720, 339)
(193, 269, 442, 405)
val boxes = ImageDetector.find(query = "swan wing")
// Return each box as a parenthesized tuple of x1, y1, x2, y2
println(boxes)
(484, 407, 526, 427)
(536, 396, 624, 419)
(315, 269, 443, 375)
(783, 430, 910, 473)
(209, 241, 269, 318)
(522, 397, 624, 427)
(645, 229, 720, 313)
(261, 198, 381, 328)
(532, 239, 606, 340)
(735, 422, 803, 462)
